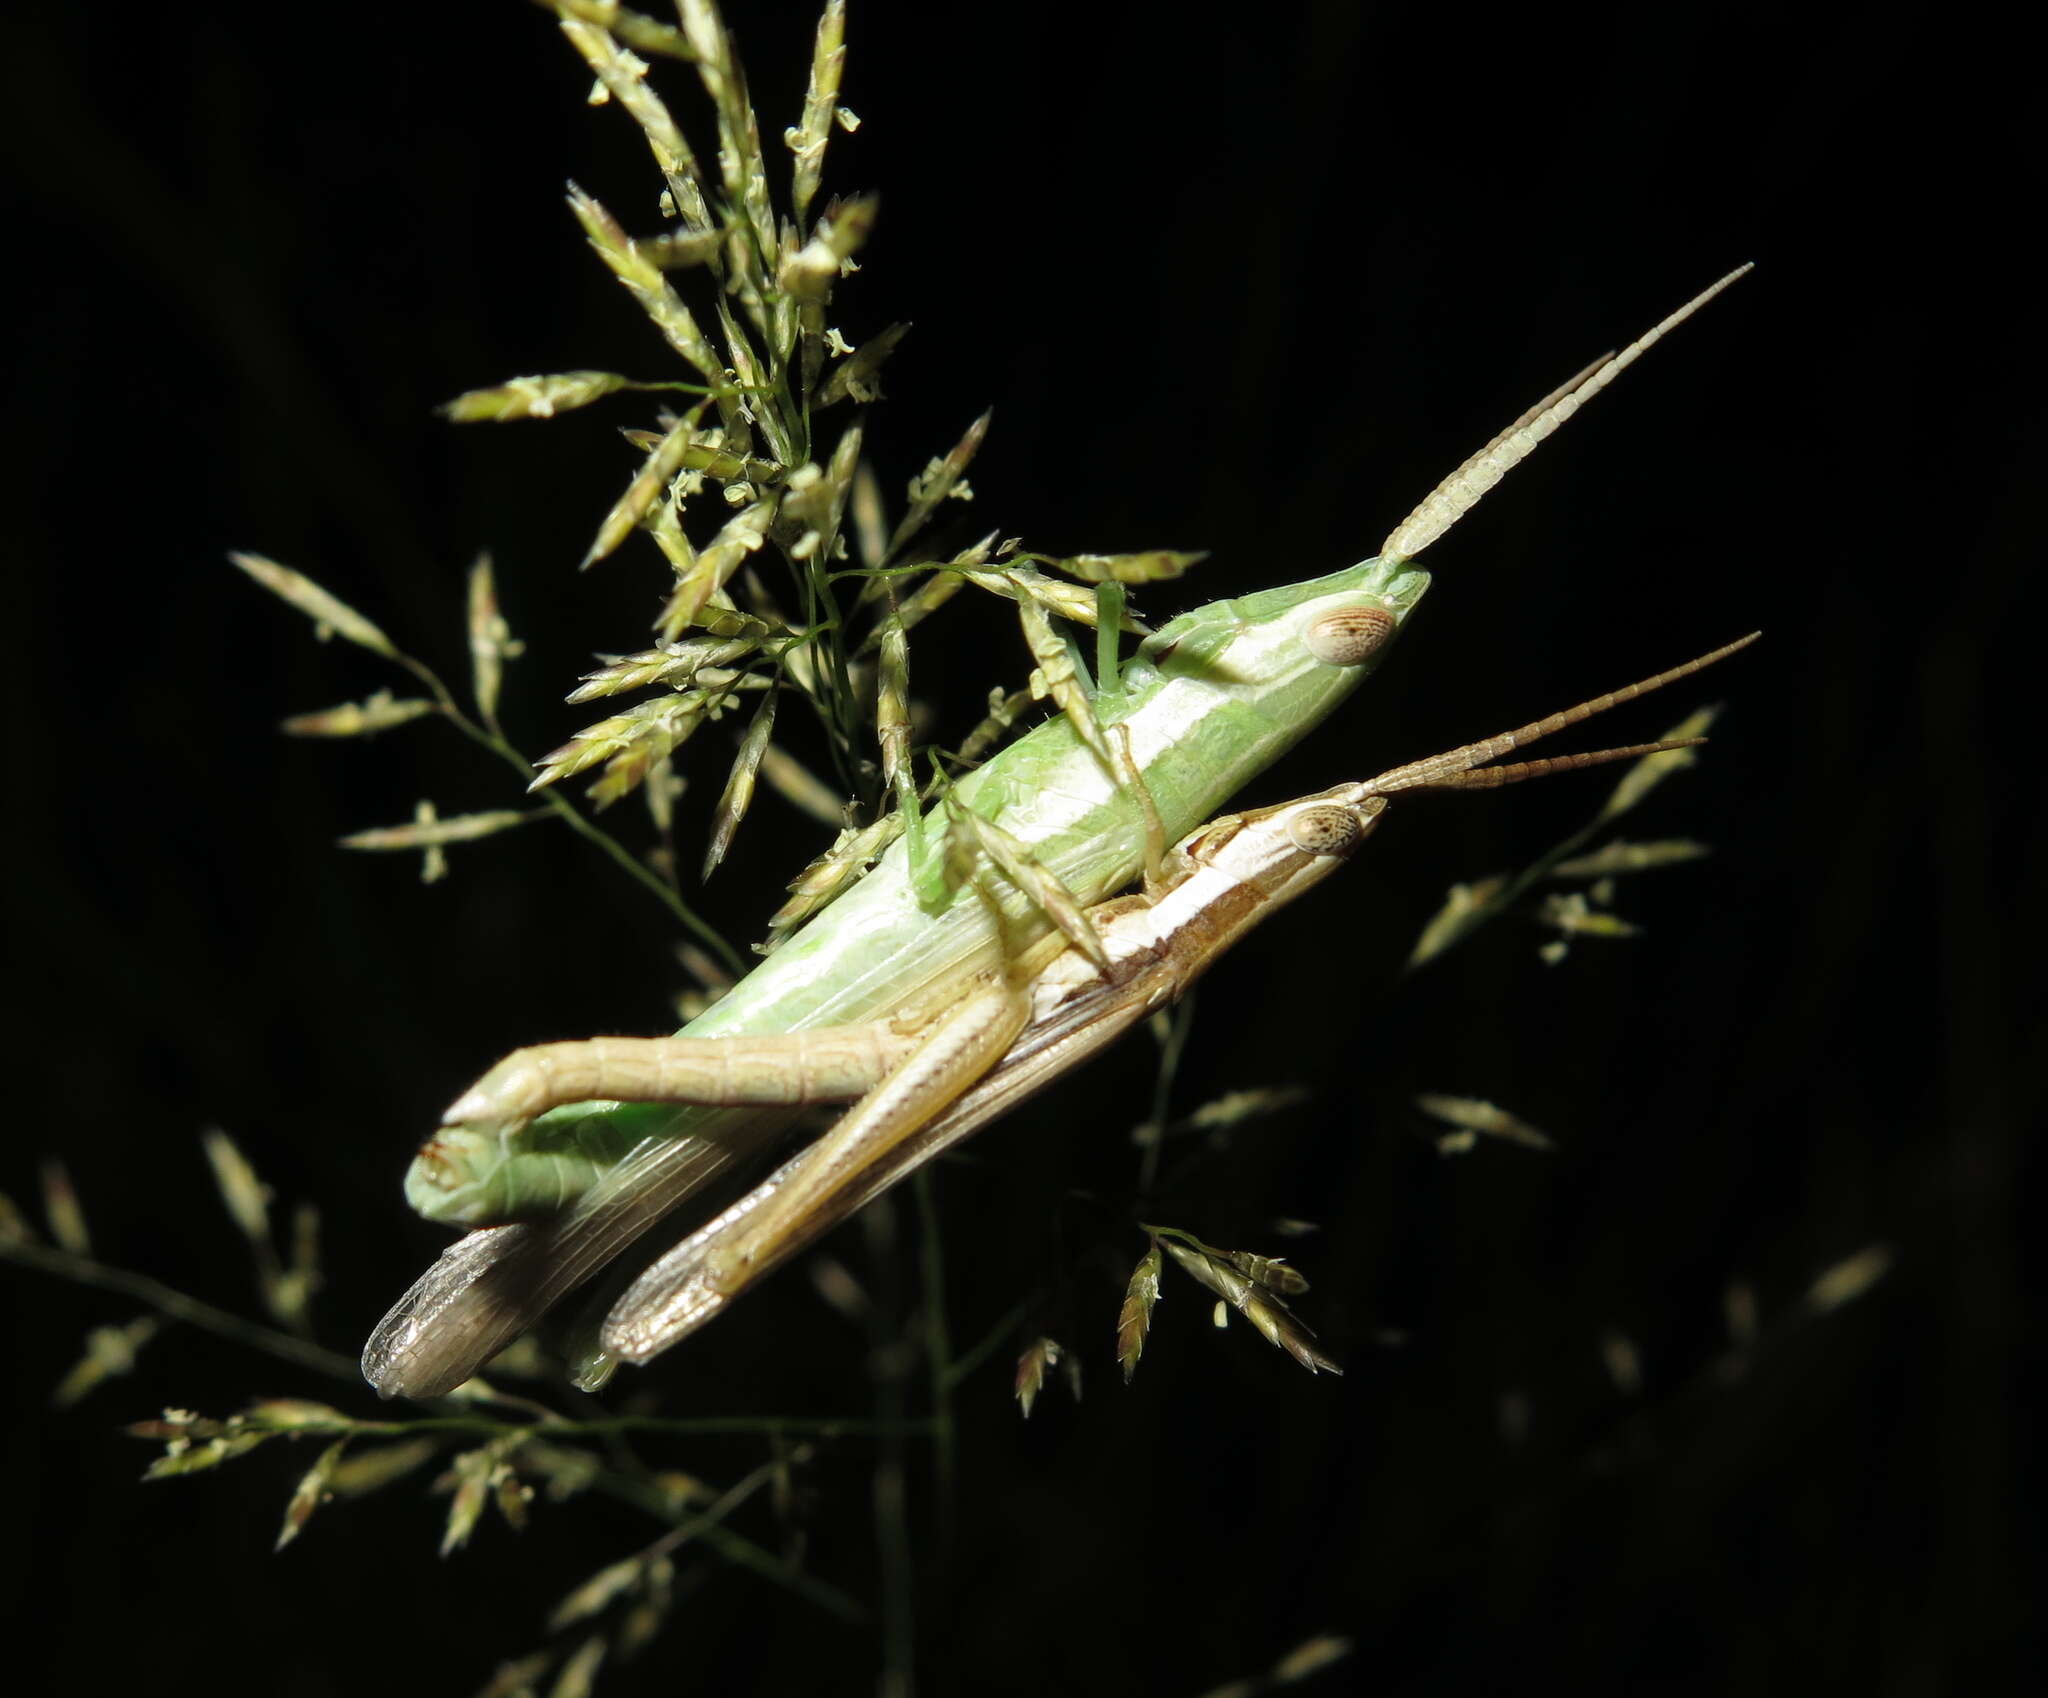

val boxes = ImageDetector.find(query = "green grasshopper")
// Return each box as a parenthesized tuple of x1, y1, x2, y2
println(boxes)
(579, 634, 1757, 1367)
(363, 270, 1749, 1399)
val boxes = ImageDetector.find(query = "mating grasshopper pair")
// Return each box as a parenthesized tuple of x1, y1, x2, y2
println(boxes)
(363, 270, 1754, 1400)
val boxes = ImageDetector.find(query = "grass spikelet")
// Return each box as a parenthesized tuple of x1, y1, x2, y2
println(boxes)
(848, 456, 888, 565)
(1014, 1336, 1063, 1418)
(139, 1421, 272, 1479)
(817, 320, 909, 407)
(1015, 596, 1115, 770)
(954, 686, 1032, 765)
(438, 1436, 529, 1557)
(882, 537, 990, 638)
(1598, 1330, 1643, 1396)
(327, 1438, 437, 1497)
(762, 811, 905, 944)
(755, 744, 843, 825)
(1116, 1242, 1163, 1383)
(615, 1554, 677, 1655)
(1182, 1086, 1311, 1137)
(495, 1469, 535, 1532)
(698, 605, 785, 642)
(280, 691, 438, 738)
(275, 1438, 347, 1552)
(619, 426, 781, 487)
(1197, 1632, 1356, 1697)
(129, 1404, 347, 1477)
(1802, 1243, 1895, 1314)
(246, 1398, 353, 1429)
(658, 498, 774, 636)
(1159, 1236, 1341, 1376)
(781, 425, 864, 568)
(1537, 890, 1643, 940)
(440, 370, 634, 422)
(885, 411, 989, 561)
(875, 608, 914, 804)
(556, 17, 701, 217)
(548, 1635, 608, 1698)
(945, 800, 1109, 974)
(549, 1555, 646, 1631)
(39, 1160, 89, 1255)
(1239, 1290, 1342, 1376)
(1550, 838, 1711, 878)
(1413, 1093, 1554, 1153)
(533, 695, 712, 805)
(785, 0, 846, 225)
(968, 562, 1130, 630)
(1598, 704, 1720, 820)
(702, 689, 776, 879)
(1271, 1634, 1356, 1684)
(339, 808, 542, 851)
(52, 1317, 159, 1408)
(201, 1127, 273, 1246)
(584, 409, 707, 571)
(639, 228, 725, 270)
(1224, 1251, 1309, 1296)
(1406, 876, 1508, 969)
(419, 805, 449, 882)
(778, 191, 875, 304)
(548, 0, 695, 62)
(467, 554, 523, 726)
(229, 552, 399, 660)
(567, 635, 762, 703)
(1050, 548, 1206, 585)
(475, 1652, 555, 1698)
(677, 0, 777, 271)
(873, 606, 933, 882)
(567, 185, 726, 390)
(711, 295, 786, 459)
(519, 1441, 614, 1504)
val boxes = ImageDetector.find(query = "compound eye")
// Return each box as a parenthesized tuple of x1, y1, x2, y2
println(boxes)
(1286, 805, 1361, 856)
(1304, 603, 1395, 666)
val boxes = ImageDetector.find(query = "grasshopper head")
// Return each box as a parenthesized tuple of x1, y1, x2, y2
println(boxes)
(1133, 555, 1428, 690)
(1116, 555, 1430, 783)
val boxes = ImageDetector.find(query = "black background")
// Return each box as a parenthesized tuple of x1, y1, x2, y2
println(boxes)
(2, 2, 2033, 1694)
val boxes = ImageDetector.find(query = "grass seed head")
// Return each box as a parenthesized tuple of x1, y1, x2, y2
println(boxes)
(1014, 1336, 1063, 1418)
(1116, 1243, 1164, 1384)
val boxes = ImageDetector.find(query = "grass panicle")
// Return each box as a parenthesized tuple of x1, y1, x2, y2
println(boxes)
(1149, 1228, 1342, 1378)
(228, 0, 1205, 941)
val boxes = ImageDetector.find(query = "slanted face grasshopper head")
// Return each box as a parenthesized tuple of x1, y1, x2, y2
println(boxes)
(1122, 555, 1430, 749)
(1163, 785, 1395, 946)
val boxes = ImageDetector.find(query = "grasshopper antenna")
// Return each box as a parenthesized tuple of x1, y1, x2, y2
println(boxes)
(1370, 631, 1761, 794)
(1379, 264, 1753, 564)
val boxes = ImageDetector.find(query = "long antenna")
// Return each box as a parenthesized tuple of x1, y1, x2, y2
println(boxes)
(1369, 631, 1761, 793)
